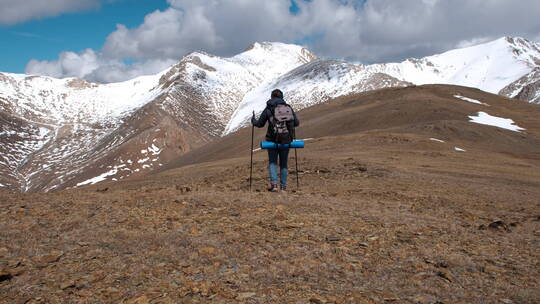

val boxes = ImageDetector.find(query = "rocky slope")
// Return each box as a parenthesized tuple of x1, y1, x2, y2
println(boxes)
(225, 60, 411, 134)
(0, 43, 317, 191)
(500, 67, 540, 103)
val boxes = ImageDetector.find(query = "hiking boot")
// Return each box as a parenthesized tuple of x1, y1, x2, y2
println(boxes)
(267, 183, 278, 192)
(280, 184, 287, 192)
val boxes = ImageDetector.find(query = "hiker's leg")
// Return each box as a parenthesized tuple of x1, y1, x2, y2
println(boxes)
(267, 148, 279, 185)
(278, 148, 290, 187)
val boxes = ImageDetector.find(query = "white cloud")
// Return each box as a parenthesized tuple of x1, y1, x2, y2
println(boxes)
(26, 49, 101, 79)
(23, 0, 540, 82)
(354, 0, 540, 61)
(0, 0, 100, 25)
(455, 37, 493, 49)
(86, 58, 177, 83)
(103, 0, 295, 59)
(98, 0, 540, 63)
(25, 49, 175, 83)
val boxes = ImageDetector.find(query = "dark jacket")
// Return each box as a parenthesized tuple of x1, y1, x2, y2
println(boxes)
(251, 97, 300, 141)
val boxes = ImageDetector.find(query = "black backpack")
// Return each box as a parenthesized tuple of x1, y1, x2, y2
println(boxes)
(270, 103, 295, 144)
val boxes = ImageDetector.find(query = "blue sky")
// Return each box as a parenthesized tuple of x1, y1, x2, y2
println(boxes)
(1, 0, 539, 83)
(1, 0, 304, 74)
(0, 0, 169, 73)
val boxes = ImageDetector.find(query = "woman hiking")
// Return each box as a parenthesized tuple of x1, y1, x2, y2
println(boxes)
(251, 89, 299, 192)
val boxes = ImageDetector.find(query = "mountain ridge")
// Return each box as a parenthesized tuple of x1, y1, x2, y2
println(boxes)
(1, 37, 539, 192)
(0, 42, 318, 191)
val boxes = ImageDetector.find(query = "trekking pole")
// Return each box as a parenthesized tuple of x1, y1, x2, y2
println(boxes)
(249, 111, 255, 191)
(293, 130, 300, 189)
(294, 147, 300, 189)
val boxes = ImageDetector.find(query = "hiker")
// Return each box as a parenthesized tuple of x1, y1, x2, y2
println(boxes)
(251, 89, 299, 192)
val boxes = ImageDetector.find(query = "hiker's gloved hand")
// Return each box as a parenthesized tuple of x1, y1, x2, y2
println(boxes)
(251, 112, 256, 125)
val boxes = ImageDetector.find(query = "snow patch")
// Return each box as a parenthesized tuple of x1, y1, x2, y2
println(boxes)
(468, 111, 525, 132)
(454, 95, 488, 106)
(430, 138, 445, 143)
(141, 144, 161, 156)
(454, 147, 466, 152)
(138, 158, 149, 163)
(76, 168, 118, 186)
(148, 144, 161, 155)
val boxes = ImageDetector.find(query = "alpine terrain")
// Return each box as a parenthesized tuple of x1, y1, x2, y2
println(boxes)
(0, 37, 540, 192)
(1, 84, 539, 303)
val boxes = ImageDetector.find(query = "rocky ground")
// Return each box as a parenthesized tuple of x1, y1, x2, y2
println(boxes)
(1, 131, 539, 303)
(1, 86, 539, 303)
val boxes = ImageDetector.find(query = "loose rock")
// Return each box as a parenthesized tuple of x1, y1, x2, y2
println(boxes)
(488, 220, 510, 231)
(199, 247, 217, 256)
(32, 250, 64, 268)
(309, 297, 327, 304)
(236, 292, 256, 300)
(0, 268, 13, 282)
(60, 280, 76, 290)
(437, 269, 454, 282)
(326, 236, 341, 242)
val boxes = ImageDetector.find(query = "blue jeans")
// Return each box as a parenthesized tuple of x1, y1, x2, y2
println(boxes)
(268, 147, 289, 186)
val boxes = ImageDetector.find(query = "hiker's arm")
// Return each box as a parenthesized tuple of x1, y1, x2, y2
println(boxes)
(251, 109, 268, 128)
(292, 109, 300, 127)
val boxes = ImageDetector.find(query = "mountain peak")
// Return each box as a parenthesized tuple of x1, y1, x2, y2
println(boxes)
(241, 41, 317, 63)
(244, 41, 290, 51)
(504, 36, 531, 45)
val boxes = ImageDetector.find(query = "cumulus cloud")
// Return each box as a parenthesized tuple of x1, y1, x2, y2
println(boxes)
(85, 58, 177, 83)
(25, 49, 175, 83)
(0, 0, 100, 25)
(102, 0, 540, 62)
(24, 0, 540, 82)
(353, 0, 540, 61)
(103, 0, 294, 59)
(26, 49, 101, 79)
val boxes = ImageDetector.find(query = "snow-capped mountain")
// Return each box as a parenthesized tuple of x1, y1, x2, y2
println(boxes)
(0, 42, 316, 191)
(225, 37, 540, 134)
(1, 37, 539, 192)
(0, 72, 165, 191)
(369, 37, 540, 101)
(225, 60, 409, 134)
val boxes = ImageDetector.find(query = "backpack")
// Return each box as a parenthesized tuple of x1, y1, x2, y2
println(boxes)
(270, 103, 295, 144)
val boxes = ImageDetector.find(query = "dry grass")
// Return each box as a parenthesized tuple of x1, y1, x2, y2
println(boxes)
(1, 85, 540, 303)
(1, 130, 539, 304)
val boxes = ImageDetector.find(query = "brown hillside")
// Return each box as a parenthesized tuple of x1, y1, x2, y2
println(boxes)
(164, 84, 540, 169)
(1, 85, 539, 303)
